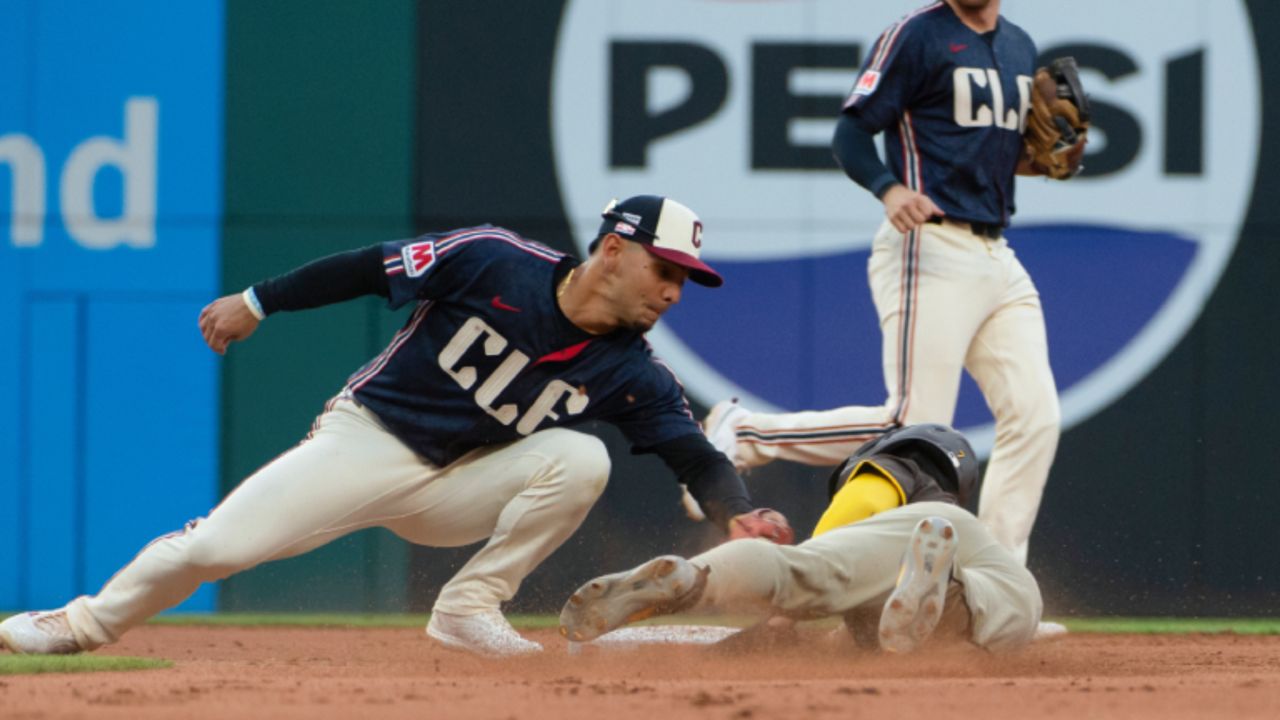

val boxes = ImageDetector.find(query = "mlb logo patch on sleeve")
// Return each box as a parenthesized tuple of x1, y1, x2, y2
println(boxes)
(854, 70, 881, 97)
(402, 241, 437, 277)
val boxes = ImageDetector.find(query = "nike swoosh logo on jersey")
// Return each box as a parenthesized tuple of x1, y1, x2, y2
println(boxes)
(491, 296, 522, 313)
(949, 43, 967, 53)
(532, 340, 592, 367)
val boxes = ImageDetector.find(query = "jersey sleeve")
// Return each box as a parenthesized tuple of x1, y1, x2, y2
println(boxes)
(840, 17, 928, 133)
(650, 433, 753, 530)
(607, 357, 704, 450)
(378, 231, 485, 310)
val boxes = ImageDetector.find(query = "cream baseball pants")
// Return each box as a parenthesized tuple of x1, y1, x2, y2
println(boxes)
(691, 502, 1042, 652)
(66, 396, 609, 649)
(735, 219, 1061, 564)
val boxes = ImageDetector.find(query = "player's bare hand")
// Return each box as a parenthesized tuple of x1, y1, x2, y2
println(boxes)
(198, 294, 260, 355)
(881, 185, 944, 234)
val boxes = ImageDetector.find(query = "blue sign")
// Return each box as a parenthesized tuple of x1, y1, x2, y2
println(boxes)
(1, 0, 224, 612)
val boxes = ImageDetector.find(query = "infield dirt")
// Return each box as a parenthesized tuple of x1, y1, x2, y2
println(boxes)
(1, 625, 1277, 719)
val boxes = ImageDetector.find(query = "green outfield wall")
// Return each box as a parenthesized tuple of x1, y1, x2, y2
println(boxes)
(219, 0, 416, 611)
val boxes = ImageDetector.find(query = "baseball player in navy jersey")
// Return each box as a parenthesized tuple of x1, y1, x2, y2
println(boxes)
(704, 0, 1071, 566)
(0, 195, 793, 659)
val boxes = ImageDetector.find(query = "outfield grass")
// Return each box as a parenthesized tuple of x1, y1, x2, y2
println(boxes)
(1060, 617, 1280, 635)
(0, 655, 171, 675)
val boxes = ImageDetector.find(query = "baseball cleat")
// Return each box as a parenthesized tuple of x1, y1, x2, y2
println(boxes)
(559, 555, 708, 643)
(0, 610, 83, 655)
(426, 609, 543, 658)
(878, 516, 959, 654)
(702, 399, 750, 468)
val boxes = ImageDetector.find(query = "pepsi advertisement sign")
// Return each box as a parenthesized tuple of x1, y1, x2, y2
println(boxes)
(551, 0, 1259, 452)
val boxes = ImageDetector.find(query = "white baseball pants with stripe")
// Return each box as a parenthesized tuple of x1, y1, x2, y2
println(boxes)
(65, 396, 609, 650)
(734, 219, 1060, 564)
(691, 502, 1042, 652)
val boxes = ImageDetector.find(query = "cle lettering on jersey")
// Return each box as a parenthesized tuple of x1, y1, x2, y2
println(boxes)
(952, 67, 1033, 131)
(437, 316, 589, 435)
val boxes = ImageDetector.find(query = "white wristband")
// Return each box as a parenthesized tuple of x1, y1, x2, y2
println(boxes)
(241, 288, 266, 321)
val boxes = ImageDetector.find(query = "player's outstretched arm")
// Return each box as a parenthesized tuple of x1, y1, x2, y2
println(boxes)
(198, 293, 260, 355)
(881, 184, 944, 234)
(197, 244, 392, 355)
(651, 434, 794, 544)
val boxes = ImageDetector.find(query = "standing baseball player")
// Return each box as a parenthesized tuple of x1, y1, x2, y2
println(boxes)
(0, 195, 794, 658)
(704, 0, 1089, 565)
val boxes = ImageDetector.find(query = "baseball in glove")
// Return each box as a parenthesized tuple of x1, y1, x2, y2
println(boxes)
(1023, 56, 1090, 180)
(728, 508, 795, 545)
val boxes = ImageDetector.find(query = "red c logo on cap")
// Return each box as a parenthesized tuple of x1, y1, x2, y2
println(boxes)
(692, 220, 703, 249)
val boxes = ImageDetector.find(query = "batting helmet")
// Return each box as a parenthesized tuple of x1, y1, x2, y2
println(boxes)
(826, 424, 979, 504)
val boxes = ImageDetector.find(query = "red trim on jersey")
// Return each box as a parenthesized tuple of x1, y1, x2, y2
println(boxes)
(384, 254, 406, 276)
(899, 111, 923, 192)
(346, 301, 433, 392)
(434, 228, 562, 263)
(868, 2, 945, 73)
(647, 348, 698, 423)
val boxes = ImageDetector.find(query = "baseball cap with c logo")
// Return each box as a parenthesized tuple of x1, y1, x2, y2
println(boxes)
(592, 195, 723, 287)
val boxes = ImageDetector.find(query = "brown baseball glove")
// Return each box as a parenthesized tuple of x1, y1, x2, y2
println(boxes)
(728, 508, 795, 545)
(1024, 56, 1090, 180)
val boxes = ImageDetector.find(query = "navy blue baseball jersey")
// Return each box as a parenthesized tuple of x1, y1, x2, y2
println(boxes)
(347, 226, 700, 467)
(842, 1, 1038, 226)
